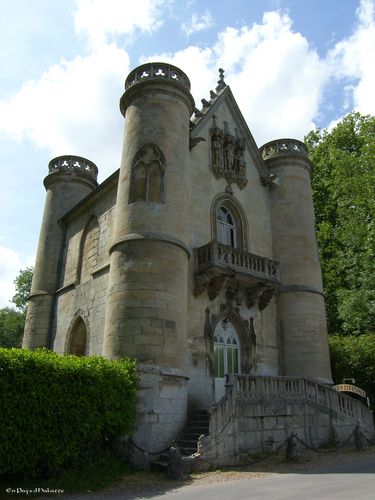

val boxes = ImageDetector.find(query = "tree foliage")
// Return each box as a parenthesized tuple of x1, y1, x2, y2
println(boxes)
(329, 335, 375, 405)
(0, 308, 24, 348)
(11, 266, 33, 314)
(305, 113, 375, 335)
(0, 267, 33, 348)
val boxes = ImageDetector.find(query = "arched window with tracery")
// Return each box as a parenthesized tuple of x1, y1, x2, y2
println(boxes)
(214, 319, 240, 378)
(211, 194, 248, 251)
(216, 206, 237, 248)
(129, 143, 165, 203)
(66, 316, 87, 356)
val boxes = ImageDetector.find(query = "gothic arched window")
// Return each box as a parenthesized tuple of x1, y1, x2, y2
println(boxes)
(211, 194, 249, 251)
(217, 206, 237, 248)
(129, 143, 166, 203)
(132, 164, 147, 202)
(214, 319, 240, 378)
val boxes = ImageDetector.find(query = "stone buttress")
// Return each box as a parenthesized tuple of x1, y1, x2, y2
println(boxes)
(23, 157, 98, 349)
(261, 140, 332, 383)
(102, 63, 195, 454)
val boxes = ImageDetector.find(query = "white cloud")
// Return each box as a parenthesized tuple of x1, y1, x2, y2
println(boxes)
(140, 45, 216, 105)
(182, 11, 214, 37)
(148, 11, 330, 145)
(328, 0, 375, 115)
(74, 0, 168, 50)
(0, 246, 34, 308)
(211, 12, 330, 144)
(0, 44, 130, 180)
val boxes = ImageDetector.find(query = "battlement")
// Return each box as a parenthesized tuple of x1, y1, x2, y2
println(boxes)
(124, 62, 191, 91)
(48, 155, 98, 181)
(259, 139, 309, 161)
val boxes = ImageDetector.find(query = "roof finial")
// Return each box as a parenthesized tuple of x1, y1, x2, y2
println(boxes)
(216, 68, 226, 92)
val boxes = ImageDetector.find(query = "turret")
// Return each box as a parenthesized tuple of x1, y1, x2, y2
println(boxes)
(102, 63, 195, 454)
(260, 139, 332, 384)
(23, 156, 98, 349)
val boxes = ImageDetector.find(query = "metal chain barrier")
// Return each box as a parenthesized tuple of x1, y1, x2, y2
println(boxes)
(129, 437, 172, 456)
(228, 436, 291, 468)
(364, 435, 375, 446)
(292, 427, 356, 454)
(129, 424, 375, 462)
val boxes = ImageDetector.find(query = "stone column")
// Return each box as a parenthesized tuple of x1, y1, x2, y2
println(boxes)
(23, 156, 98, 349)
(261, 139, 332, 384)
(103, 63, 195, 453)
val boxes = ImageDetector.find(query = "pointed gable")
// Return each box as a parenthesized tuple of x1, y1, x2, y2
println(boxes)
(190, 85, 270, 185)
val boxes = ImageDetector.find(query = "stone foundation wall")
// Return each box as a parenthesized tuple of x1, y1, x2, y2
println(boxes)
(194, 375, 374, 468)
(130, 365, 188, 467)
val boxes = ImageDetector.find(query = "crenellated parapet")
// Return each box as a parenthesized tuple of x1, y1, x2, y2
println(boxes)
(48, 155, 98, 181)
(125, 62, 191, 91)
(121, 62, 194, 118)
(259, 139, 309, 161)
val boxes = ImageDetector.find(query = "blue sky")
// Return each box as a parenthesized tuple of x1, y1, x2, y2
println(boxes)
(0, 0, 374, 307)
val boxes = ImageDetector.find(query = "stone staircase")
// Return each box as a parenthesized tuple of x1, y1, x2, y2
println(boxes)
(150, 408, 209, 472)
(177, 408, 210, 455)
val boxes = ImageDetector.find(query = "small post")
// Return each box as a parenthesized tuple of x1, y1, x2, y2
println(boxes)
(167, 446, 183, 480)
(286, 433, 299, 462)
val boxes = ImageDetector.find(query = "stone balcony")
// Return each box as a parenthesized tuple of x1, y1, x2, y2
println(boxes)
(194, 241, 280, 305)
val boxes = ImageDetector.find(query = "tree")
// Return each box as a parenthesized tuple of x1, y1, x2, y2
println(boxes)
(305, 113, 375, 335)
(0, 307, 24, 348)
(11, 266, 33, 315)
(0, 267, 33, 348)
(329, 334, 375, 406)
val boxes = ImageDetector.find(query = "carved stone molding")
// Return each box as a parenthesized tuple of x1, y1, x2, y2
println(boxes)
(210, 116, 247, 190)
(207, 274, 229, 301)
(204, 308, 213, 339)
(246, 284, 276, 311)
(211, 302, 256, 373)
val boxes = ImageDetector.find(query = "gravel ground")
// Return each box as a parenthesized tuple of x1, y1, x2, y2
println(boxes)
(72, 447, 375, 499)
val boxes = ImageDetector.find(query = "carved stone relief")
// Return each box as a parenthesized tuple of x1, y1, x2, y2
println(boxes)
(210, 116, 247, 190)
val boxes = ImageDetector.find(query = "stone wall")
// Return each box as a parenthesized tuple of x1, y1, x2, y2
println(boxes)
(52, 177, 117, 354)
(194, 375, 374, 468)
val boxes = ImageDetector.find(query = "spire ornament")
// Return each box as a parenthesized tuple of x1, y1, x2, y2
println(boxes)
(215, 68, 227, 92)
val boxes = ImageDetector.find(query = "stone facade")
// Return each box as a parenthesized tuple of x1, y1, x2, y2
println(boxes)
(24, 62, 372, 464)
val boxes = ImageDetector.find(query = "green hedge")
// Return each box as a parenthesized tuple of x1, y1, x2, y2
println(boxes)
(0, 349, 138, 477)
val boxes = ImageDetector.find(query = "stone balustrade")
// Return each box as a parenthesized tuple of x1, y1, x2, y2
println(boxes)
(125, 62, 191, 91)
(48, 155, 98, 181)
(195, 241, 280, 282)
(259, 139, 309, 161)
(199, 374, 374, 468)
(234, 374, 373, 430)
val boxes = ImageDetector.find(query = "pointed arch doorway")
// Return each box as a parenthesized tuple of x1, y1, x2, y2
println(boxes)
(66, 316, 87, 356)
(214, 318, 241, 401)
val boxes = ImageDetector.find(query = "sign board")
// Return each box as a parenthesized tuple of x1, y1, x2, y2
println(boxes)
(332, 384, 366, 398)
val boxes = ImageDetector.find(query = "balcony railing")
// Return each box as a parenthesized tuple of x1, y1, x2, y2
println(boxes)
(195, 241, 280, 282)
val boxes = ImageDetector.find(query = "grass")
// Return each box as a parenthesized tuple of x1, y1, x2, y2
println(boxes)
(0, 455, 133, 497)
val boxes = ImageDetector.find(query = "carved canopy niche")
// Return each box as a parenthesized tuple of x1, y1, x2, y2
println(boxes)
(129, 143, 166, 203)
(210, 116, 247, 189)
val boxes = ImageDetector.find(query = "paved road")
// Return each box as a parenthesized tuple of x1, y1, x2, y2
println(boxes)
(41, 454, 375, 500)
(143, 457, 375, 500)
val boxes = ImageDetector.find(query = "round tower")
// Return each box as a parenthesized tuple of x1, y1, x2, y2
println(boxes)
(23, 156, 98, 349)
(103, 63, 195, 454)
(260, 139, 332, 384)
